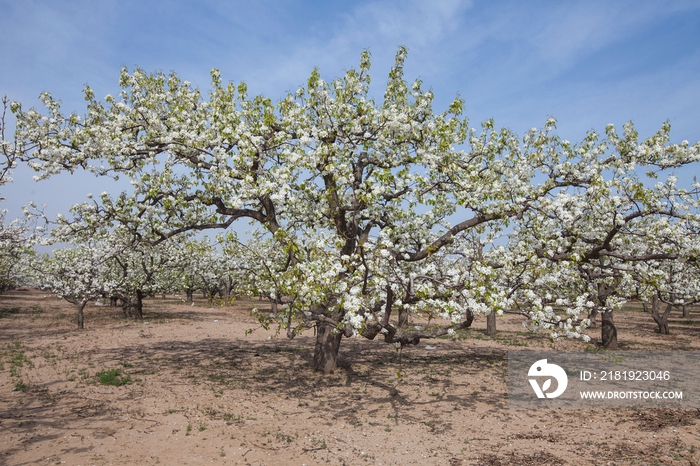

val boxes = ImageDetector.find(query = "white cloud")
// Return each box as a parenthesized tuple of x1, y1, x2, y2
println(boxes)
(529, 1, 700, 68)
(219, 0, 475, 96)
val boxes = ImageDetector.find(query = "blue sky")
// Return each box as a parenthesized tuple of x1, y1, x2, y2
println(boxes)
(2, 0, 700, 222)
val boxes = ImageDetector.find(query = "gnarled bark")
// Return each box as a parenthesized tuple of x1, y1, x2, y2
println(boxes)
(646, 295, 672, 335)
(312, 322, 343, 374)
(601, 311, 618, 349)
(465, 309, 474, 328)
(120, 290, 144, 319)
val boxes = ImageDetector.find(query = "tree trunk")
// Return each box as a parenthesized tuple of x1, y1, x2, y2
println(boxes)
(465, 309, 474, 328)
(312, 322, 343, 374)
(77, 301, 86, 329)
(121, 297, 130, 318)
(656, 317, 670, 334)
(650, 296, 672, 335)
(682, 304, 689, 318)
(601, 311, 618, 349)
(110, 296, 118, 307)
(186, 289, 193, 303)
(486, 311, 497, 336)
(221, 278, 232, 306)
(397, 306, 408, 330)
(134, 290, 144, 319)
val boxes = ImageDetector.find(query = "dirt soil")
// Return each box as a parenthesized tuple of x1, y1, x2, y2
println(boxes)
(1, 290, 700, 465)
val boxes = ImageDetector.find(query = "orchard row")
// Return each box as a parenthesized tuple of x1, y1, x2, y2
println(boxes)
(1, 49, 698, 372)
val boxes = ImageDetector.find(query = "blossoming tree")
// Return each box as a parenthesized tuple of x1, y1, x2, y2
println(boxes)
(508, 124, 700, 347)
(34, 238, 122, 328)
(0, 96, 35, 291)
(169, 236, 241, 304)
(9, 48, 700, 372)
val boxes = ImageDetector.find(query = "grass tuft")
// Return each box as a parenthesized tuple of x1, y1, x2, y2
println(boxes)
(97, 368, 132, 386)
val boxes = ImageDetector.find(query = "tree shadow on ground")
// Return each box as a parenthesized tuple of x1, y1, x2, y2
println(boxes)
(95, 333, 510, 414)
(0, 332, 509, 462)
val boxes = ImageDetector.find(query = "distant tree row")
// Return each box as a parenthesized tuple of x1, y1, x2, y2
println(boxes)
(32, 231, 245, 328)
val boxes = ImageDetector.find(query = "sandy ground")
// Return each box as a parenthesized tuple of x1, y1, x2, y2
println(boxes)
(1, 290, 700, 466)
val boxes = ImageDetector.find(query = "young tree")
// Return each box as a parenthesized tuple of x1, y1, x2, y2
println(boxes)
(169, 236, 236, 304)
(105, 235, 188, 318)
(34, 239, 121, 328)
